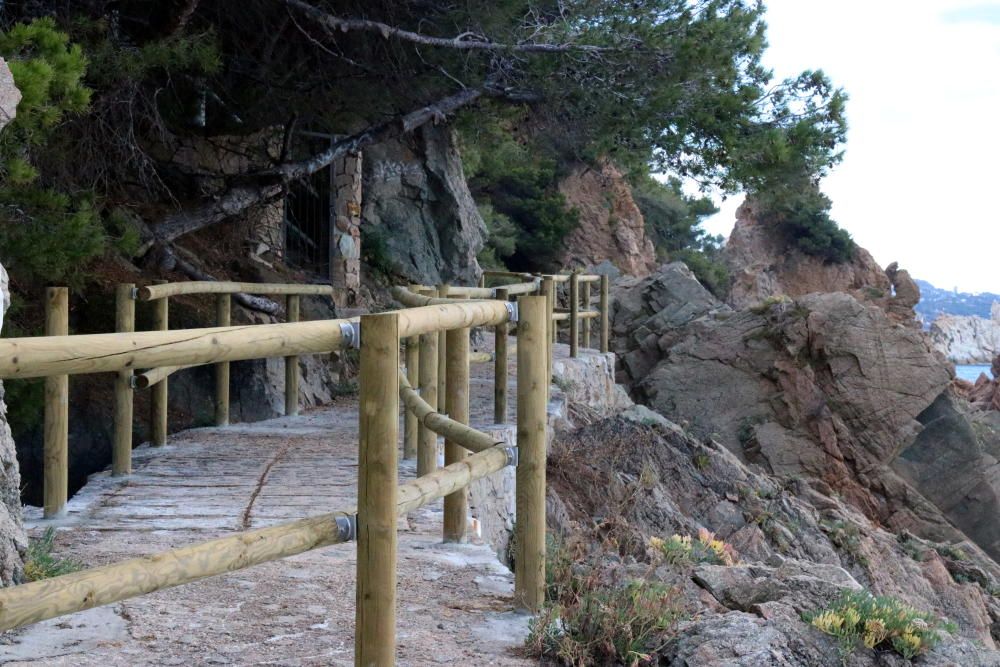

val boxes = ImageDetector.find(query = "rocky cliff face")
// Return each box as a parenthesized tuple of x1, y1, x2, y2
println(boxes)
(930, 306, 1000, 363)
(0, 261, 26, 586)
(555, 162, 657, 277)
(954, 355, 1000, 412)
(0, 57, 26, 586)
(611, 264, 1000, 567)
(362, 124, 485, 285)
(725, 202, 890, 307)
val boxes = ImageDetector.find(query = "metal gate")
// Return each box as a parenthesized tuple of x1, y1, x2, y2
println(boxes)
(284, 131, 334, 278)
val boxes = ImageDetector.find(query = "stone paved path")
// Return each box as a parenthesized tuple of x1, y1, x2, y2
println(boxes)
(0, 339, 577, 666)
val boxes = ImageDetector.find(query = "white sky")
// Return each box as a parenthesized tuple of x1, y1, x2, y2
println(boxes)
(700, 0, 1000, 293)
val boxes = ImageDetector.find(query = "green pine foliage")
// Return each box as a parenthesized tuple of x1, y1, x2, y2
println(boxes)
(458, 114, 579, 271)
(0, 18, 102, 286)
(633, 175, 729, 296)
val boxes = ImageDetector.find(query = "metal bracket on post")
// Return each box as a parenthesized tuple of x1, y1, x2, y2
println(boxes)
(129, 286, 140, 300)
(128, 375, 139, 389)
(504, 301, 518, 323)
(340, 321, 361, 349)
(336, 514, 357, 542)
(504, 445, 518, 467)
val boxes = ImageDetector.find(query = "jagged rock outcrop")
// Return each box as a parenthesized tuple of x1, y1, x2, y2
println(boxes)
(610, 264, 1000, 566)
(555, 161, 657, 277)
(954, 355, 1000, 411)
(930, 306, 1000, 364)
(723, 201, 892, 309)
(549, 416, 1000, 665)
(362, 124, 485, 285)
(0, 261, 26, 586)
(0, 58, 25, 586)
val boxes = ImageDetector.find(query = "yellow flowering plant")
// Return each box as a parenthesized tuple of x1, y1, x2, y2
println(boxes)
(806, 590, 956, 661)
(650, 529, 739, 567)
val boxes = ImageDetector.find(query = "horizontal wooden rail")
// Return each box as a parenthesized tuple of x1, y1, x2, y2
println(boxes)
(553, 309, 600, 320)
(133, 365, 190, 389)
(138, 281, 335, 301)
(396, 300, 512, 337)
(0, 442, 512, 633)
(577, 275, 601, 283)
(398, 371, 503, 454)
(0, 319, 357, 379)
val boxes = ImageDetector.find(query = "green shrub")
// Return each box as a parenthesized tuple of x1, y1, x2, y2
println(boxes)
(806, 589, 955, 661)
(23, 527, 83, 581)
(527, 536, 684, 665)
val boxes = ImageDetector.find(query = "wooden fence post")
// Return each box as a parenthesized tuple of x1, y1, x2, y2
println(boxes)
(284, 294, 300, 416)
(150, 281, 168, 447)
(581, 280, 591, 350)
(436, 284, 448, 416)
(112, 284, 135, 476)
(417, 288, 439, 477)
(404, 289, 420, 459)
(542, 276, 555, 386)
(215, 294, 231, 426)
(600, 273, 610, 354)
(43, 287, 69, 519)
(569, 271, 579, 358)
(443, 304, 470, 543)
(515, 295, 547, 611)
(356, 312, 399, 667)
(494, 287, 509, 423)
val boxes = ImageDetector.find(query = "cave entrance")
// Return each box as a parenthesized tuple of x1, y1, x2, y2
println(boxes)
(284, 131, 334, 278)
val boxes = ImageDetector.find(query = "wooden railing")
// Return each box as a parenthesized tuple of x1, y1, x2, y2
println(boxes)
(39, 281, 337, 518)
(1, 271, 611, 664)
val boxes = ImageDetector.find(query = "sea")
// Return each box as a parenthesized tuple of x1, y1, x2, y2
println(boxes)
(957, 365, 993, 382)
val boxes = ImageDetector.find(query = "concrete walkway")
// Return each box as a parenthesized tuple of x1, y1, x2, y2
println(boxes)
(0, 339, 560, 666)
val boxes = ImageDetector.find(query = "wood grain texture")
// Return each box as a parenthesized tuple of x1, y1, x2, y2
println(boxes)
(399, 371, 499, 454)
(515, 296, 547, 611)
(494, 287, 509, 424)
(113, 284, 135, 476)
(404, 291, 420, 460)
(443, 322, 470, 543)
(569, 271, 579, 358)
(43, 287, 69, 518)
(284, 295, 300, 417)
(150, 288, 169, 447)
(138, 281, 335, 300)
(582, 281, 591, 349)
(416, 290, 439, 479)
(215, 294, 231, 426)
(0, 319, 354, 379)
(355, 312, 399, 667)
(600, 274, 610, 353)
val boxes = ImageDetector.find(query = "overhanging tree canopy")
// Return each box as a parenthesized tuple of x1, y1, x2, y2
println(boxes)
(0, 0, 850, 275)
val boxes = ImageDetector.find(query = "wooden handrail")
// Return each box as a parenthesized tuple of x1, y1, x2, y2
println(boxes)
(0, 319, 357, 379)
(137, 281, 335, 301)
(0, 283, 567, 666)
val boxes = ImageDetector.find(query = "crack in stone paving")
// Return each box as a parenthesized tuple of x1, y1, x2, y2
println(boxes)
(240, 438, 295, 529)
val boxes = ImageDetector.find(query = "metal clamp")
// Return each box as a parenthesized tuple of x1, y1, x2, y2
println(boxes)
(503, 445, 518, 467)
(340, 321, 361, 349)
(130, 286, 140, 300)
(504, 301, 518, 323)
(128, 375, 139, 389)
(336, 514, 357, 542)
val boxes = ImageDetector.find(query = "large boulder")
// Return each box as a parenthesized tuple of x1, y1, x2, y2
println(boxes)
(724, 202, 891, 309)
(555, 161, 657, 277)
(0, 261, 26, 586)
(362, 124, 485, 285)
(549, 416, 1000, 665)
(611, 263, 1000, 563)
